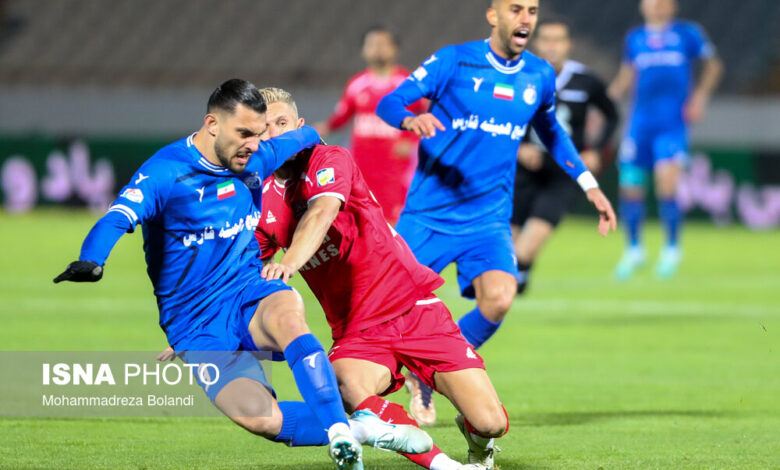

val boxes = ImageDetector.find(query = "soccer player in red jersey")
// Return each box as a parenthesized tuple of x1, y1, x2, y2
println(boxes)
(314, 26, 425, 225)
(258, 88, 507, 470)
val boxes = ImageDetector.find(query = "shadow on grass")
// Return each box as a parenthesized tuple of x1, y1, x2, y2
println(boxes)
(519, 409, 735, 427)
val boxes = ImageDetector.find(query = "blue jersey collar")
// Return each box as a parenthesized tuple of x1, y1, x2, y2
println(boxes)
(485, 39, 525, 74)
(187, 132, 229, 174)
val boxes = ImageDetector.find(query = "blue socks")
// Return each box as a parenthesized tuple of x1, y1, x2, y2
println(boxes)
(457, 307, 502, 349)
(619, 198, 645, 247)
(284, 334, 349, 430)
(275, 401, 330, 446)
(658, 198, 680, 247)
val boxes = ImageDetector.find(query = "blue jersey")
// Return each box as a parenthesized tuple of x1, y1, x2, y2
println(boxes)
(377, 39, 588, 233)
(624, 20, 715, 128)
(78, 127, 319, 347)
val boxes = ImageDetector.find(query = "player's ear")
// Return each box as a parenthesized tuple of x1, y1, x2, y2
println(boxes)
(297, 117, 305, 129)
(486, 4, 498, 27)
(204, 113, 219, 137)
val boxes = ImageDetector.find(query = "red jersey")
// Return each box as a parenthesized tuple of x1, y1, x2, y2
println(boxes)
(326, 67, 426, 224)
(255, 145, 443, 340)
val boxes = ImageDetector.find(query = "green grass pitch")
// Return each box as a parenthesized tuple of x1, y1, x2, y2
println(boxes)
(0, 210, 778, 469)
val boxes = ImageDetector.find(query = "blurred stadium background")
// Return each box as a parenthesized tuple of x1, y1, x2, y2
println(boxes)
(0, 1, 778, 469)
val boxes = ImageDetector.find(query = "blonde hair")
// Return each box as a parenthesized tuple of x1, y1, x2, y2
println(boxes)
(258, 87, 299, 119)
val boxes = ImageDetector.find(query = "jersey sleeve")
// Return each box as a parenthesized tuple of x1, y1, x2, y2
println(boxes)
(685, 22, 716, 60)
(79, 158, 175, 264)
(326, 83, 356, 131)
(376, 45, 458, 129)
(247, 125, 320, 179)
(531, 65, 591, 186)
(255, 228, 281, 261)
(622, 30, 636, 64)
(303, 147, 354, 207)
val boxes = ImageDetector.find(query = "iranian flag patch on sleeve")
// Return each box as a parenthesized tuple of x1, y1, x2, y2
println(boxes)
(217, 181, 236, 200)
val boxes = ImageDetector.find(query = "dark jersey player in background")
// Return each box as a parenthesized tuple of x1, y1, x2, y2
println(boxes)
(512, 21, 619, 294)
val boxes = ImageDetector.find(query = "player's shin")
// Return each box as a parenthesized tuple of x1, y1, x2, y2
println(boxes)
(457, 307, 502, 350)
(274, 401, 330, 446)
(284, 334, 351, 435)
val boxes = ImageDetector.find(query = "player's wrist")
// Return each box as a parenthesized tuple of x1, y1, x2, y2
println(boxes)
(577, 171, 599, 192)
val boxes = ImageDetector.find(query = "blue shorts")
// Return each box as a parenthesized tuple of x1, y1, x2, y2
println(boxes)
(178, 350, 275, 402)
(618, 125, 689, 187)
(175, 277, 291, 401)
(396, 215, 517, 299)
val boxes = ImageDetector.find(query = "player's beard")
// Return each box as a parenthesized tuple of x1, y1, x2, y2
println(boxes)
(214, 141, 247, 173)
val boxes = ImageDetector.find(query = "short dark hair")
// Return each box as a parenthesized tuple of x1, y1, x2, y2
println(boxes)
(361, 25, 399, 47)
(207, 78, 266, 115)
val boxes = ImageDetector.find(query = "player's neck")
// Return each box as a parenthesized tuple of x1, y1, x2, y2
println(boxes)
(645, 18, 673, 30)
(488, 38, 522, 63)
(552, 61, 565, 74)
(368, 64, 394, 78)
(192, 129, 222, 168)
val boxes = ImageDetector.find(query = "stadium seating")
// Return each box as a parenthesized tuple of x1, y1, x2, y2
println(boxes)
(0, 0, 777, 93)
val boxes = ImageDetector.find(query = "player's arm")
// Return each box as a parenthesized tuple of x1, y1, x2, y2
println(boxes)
(531, 77, 617, 236)
(583, 76, 620, 173)
(685, 27, 723, 123)
(54, 161, 172, 283)
(376, 48, 456, 138)
(314, 85, 356, 136)
(608, 62, 635, 101)
(262, 196, 341, 282)
(248, 125, 321, 179)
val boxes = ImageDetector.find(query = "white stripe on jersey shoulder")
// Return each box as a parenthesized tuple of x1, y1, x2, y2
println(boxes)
(555, 60, 587, 91)
(186, 132, 196, 147)
(485, 53, 525, 74)
(415, 297, 442, 306)
(197, 158, 229, 173)
(308, 192, 346, 204)
(108, 204, 139, 224)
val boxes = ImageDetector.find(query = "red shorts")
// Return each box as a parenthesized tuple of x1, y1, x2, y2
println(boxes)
(328, 297, 485, 395)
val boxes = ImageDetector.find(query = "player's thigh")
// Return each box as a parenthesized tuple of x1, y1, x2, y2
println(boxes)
(215, 377, 282, 439)
(332, 358, 394, 413)
(654, 161, 682, 198)
(457, 227, 517, 301)
(434, 368, 507, 436)
(652, 131, 686, 198)
(248, 288, 308, 352)
(514, 217, 555, 263)
(472, 270, 517, 317)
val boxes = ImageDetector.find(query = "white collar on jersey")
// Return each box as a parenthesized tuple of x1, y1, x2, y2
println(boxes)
(187, 132, 230, 174)
(484, 39, 525, 74)
(555, 60, 587, 91)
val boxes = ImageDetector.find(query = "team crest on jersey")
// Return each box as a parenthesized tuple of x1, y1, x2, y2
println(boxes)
(121, 188, 144, 204)
(243, 174, 262, 189)
(523, 84, 537, 105)
(316, 168, 335, 187)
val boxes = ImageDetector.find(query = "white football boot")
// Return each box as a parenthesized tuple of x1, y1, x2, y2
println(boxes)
(349, 409, 433, 454)
(454, 414, 500, 469)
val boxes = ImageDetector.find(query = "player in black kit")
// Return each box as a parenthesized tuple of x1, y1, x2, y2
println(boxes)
(512, 21, 619, 293)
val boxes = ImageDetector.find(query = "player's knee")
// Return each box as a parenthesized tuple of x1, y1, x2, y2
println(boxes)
(235, 415, 283, 440)
(466, 404, 509, 438)
(267, 308, 309, 338)
(478, 288, 515, 319)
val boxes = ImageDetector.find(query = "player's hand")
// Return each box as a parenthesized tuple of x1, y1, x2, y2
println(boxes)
(586, 188, 618, 237)
(580, 150, 602, 174)
(261, 262, 297, 283)
(53, 260, 103, 283)
(312, 122, 331, 138)
(684, 91, 708, 124)
(401, 113, 445, 139)
(518, 144, 543, 171)
(156, 347, 176, 362)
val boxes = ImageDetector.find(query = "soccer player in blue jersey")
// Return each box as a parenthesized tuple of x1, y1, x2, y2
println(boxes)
(53, 79, 430, 470)
(376, 0, 617, 426)
(609, 0, 723, 279)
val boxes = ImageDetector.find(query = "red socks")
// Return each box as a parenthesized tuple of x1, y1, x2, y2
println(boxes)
(356, 395, 442, 469)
